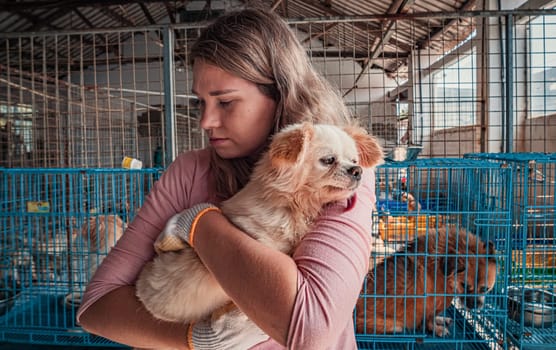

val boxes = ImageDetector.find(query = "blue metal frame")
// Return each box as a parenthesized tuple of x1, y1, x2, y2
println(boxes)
(0, 168, 161, 347)
(465, 153, 556, 349)
(356, 158, 512, 350)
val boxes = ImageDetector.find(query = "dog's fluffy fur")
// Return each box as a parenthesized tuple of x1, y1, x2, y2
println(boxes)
(80, 214, 125, 283)
(356, 225, 497, 336)
(80, 215, 125, 253)
(136, 122, 383, 323)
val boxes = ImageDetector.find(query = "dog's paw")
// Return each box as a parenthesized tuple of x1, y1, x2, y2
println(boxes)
(433, 325, 451, 337)
(427, 316, 452, 337)
(434, 316, 453, 326)
(153, 215, 187, 253)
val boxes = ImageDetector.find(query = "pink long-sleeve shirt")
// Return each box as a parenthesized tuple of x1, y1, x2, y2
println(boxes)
(77, 148, 376, 349)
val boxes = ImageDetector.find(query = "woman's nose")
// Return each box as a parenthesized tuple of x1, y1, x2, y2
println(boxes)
(199, 105, 221, 130)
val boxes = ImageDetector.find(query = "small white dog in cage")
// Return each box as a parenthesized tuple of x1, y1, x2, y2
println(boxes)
(136, 122, 384, 323)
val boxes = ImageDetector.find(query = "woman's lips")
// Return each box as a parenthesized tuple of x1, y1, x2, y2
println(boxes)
(209, 138, 228, 146)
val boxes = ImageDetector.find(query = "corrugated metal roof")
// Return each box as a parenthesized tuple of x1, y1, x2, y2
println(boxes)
(0, 0, 479, 79)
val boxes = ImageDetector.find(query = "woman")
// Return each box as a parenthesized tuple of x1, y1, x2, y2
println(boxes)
(77, 7, 376, 350)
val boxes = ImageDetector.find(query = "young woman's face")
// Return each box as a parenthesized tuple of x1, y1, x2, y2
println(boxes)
(192, 60, 277, 159)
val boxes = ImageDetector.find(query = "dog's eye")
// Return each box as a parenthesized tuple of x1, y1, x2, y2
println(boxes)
(320, 156, 336, 166)
(478, 286, 489, 294)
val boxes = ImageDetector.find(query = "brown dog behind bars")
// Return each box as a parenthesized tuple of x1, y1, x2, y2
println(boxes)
(355, 225, 497, 337)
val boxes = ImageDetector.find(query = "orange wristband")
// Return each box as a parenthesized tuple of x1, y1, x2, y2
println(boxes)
(187, 322, 195, 349)
(188, 207, 221, 247)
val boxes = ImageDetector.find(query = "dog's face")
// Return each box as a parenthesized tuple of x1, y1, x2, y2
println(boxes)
(267, 122, 383, 202)
(456, 240, 498, 309)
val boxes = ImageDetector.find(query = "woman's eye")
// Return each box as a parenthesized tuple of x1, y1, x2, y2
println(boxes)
(320, 156, 336, 165)
(191, 99, 202, 108)
(219, 100, 232, 107)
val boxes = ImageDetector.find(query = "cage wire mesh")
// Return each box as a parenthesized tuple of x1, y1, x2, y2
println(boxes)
(0, 8, 556, 350)
(0, 28, 204, 168)
(355, 158, 511, 349)
(0, 167, 161, 346)
(465, 152, 556, 349)
(0, 11, 555, 169)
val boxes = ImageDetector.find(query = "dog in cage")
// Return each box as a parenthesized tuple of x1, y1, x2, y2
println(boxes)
(355, 225, 497, 337)
(80, 214, 126, 254)
(76, 214, 126, 282)
(64, 214, 126, 306)
(400, 191, 421, 212)
(135, 122, 384, 324)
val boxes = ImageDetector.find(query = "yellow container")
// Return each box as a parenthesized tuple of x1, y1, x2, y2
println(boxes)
(122, 156, 143, 169)
(378, 215, 437, 242)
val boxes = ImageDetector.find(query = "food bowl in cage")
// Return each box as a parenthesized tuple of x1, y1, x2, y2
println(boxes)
(507, 286, 556, 328)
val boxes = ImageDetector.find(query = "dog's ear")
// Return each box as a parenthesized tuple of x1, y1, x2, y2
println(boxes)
(446, 259, 467, 276)
(443, 255, 467, 276)
(269, 122, 313, 167)
(484, 240, 496, 256)
(343, 125, 384, 168)
(443, 256, 457, 276)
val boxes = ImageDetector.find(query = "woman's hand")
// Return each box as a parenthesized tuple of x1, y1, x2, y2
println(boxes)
(188, 303, 269, 349)
(154, 203, 220, 253)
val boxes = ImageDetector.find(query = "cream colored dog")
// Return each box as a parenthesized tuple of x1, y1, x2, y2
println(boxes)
(136, 122, 383, 323)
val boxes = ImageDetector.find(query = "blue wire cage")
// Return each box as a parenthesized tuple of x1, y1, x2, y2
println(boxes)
(355, 158, 512, 350)
(0, 168, 161, 347)
(0, 160, 524, 350)
(465, 153, 556, 349)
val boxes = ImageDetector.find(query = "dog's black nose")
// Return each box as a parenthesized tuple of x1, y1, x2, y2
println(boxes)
(348, 166, 362, 180)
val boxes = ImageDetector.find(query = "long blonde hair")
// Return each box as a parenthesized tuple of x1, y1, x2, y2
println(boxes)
(190, 8, 352, 200)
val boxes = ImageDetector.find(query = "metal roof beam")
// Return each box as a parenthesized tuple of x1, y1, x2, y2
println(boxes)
(417, 0, 477, 49)
(369, 0, 415, 59)
(139, 3, 157, 25)
(11, 10, 62, 30)
(0, 0, 179, 11)
(164, 2, 176, 23)
(344, 0, 415, 97)
(99, 6, 136, 27)
(72, 7, 121, 58)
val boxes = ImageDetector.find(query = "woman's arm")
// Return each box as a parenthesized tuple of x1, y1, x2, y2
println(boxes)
(77, 150, 211, 349)
(193, 213, 298, 344)
(78, 286, 190, 350)
(193, 169, 376, 348)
